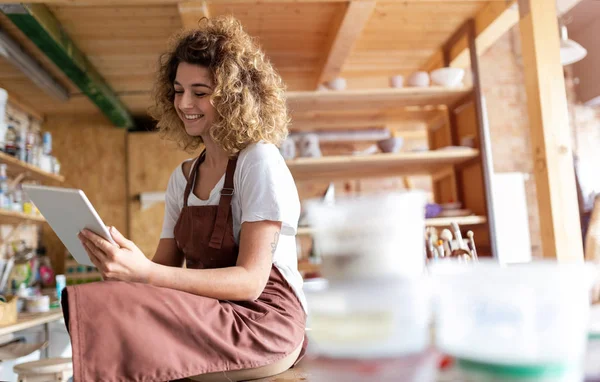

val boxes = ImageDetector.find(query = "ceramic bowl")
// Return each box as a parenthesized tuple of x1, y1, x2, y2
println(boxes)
(327, 77, 347, 91)
(407, 72, 430, 87)
(430, 67, 465, 88)
(377, 137, 404, 153)
(390, 75, 404, 88)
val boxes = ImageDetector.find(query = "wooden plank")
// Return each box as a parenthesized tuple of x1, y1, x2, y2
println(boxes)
(316, 1, 375, 88)
(178, 1, 210, 29)
(518, 0, 583, 261)
(286, 148, 479, 182)
(0, 152, 64, 183)
(286, 87, 473, 114)
(290, 107, 446, 131)
(450, 1, 519, 68)
(1, 4, 134, 128)
(0, 310, 62, 336)
(0, 209, 45, 225)
(127, 132, 193, 258)
(297, 215, 487, 236)
(423, 1, 518, 71)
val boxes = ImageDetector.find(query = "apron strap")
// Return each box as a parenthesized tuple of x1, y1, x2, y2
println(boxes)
(183, 150, 206, 208)
(208, 156, 238, 249)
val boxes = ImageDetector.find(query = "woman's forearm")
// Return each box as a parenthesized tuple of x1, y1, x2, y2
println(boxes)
(147, 263, 264, 301)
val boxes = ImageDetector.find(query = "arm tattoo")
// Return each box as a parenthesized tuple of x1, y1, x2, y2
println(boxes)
(271, 231, 280, 255)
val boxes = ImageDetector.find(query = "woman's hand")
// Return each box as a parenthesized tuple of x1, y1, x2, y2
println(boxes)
(78, 226, 154, 284)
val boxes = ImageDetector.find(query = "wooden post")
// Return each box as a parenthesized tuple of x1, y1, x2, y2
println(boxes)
(518, 0, 583, 261)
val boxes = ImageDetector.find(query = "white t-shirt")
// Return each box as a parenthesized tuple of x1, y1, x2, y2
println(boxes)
(160, 142, 307, 313)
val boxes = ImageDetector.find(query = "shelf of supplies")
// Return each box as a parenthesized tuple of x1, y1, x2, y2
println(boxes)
(286, 87, 472, 114)
(0, 152, 64, 183)
(286, 148, 479, 182)
(296, 215, 487, 236)
(0, 209, 45, 225)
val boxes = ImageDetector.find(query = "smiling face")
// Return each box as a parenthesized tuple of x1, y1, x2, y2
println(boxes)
(173, 62, 217, 137)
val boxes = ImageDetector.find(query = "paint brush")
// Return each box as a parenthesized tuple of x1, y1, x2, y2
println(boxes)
(467, 230, 478, 261)
(437, 240, 445, 258)
(451, 222, 466, 250)
(440, 229, 454, 257)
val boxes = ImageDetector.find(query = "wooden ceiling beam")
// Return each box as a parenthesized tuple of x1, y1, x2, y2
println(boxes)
(449, 1, 519, 68)
(315, 1, 375, 89)
(0, 4, 134, 128)
(178, 1, 210, 29)
(422, 1, 519, 71)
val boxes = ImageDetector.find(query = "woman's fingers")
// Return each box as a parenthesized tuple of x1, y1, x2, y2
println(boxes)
(82, 240, 103, 270)
(81, 230, 118, 255)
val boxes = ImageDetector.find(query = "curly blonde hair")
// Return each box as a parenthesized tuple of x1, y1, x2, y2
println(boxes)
(149, 16, 289, 155)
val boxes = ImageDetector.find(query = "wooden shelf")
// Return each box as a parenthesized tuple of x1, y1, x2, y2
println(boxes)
(297, 215, 487, 236)
(287, 148, 479, 182)
(425, 215, 487, 227)
(298, 261, 321, 274)
(66, 272, 101, 280)
(0, 152, 64, 183)
(0, 310, 63, 336)
(286, 87, 472, 114)
(0, 209, 45, 225)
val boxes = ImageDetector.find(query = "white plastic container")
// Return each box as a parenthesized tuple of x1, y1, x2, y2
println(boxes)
(430, 260, 596, 379)
(305, 276, 432, 359)
(304, 191, 427, 280)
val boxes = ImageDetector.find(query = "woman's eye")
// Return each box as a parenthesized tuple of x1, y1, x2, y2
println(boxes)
(195, 93, 206, 97)
(174, 90, 184, 94)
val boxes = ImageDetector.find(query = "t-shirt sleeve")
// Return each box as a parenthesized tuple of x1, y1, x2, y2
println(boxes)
(238, 150, 300, 236)
(160, 168, 183, 239)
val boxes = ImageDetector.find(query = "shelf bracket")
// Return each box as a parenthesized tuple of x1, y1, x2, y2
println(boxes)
(138, 192, 166, 211)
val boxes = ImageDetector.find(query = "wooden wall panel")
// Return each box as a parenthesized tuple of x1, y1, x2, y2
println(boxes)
(41, 114, 127, 274)
(127, 132, 194, 258)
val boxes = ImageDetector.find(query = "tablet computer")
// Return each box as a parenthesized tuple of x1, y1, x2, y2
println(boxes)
(22, 184, 116, 267)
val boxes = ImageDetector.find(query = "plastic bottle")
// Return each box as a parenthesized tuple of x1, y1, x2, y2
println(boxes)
(0, 164, 9, 210)
(42, 132, 52, 155)
(0, 88, 7, 152)
(4, 126, 16, 157)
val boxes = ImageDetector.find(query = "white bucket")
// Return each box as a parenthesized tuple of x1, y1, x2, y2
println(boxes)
(304, 191, 427, 280)
(430, 259, 596, 378)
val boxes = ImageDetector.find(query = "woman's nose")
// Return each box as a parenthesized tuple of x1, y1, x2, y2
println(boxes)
(179, 92, 194, 109)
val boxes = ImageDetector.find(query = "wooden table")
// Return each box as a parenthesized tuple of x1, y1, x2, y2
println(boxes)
(254, 342, 600, 382)
(0, 309, 64, 358)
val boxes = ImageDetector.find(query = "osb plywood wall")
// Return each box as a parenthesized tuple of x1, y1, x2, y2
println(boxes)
(127, 132, 195, 258)
(42, 113, 127, 273)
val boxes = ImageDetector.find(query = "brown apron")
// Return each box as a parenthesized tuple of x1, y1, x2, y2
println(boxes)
(61, 151, 307, 382)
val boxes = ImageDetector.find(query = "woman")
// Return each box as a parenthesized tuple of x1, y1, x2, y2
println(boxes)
(64, 16, 307, 382)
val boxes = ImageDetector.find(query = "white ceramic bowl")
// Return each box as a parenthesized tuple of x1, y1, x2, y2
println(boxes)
(407, 71, 430, 87)
(390, 75, 404, 88)
(377, 137, 404, 153)
(430, 67, 465, 88)
(327, 77, 347, 91)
